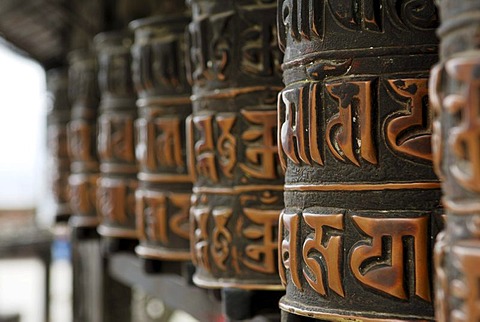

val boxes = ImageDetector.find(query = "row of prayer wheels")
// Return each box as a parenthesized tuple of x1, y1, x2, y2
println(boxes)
(44, 0, 480, 320)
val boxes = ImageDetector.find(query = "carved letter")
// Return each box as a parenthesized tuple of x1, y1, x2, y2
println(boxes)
(350, 215, 430, 301)
(211, 207, 233, 271)
(216, 114, 236, 178)
(303, 212, 344, 297)
(155, 117, 184, 167)
(241, 110, 279, 179)
(279, 211, 302, 289)
(326, 80, 377, 166)
(386, 78, 432, 161)
(242, 208, 279, 274)
(169, 194, 191, 241)
(193, 115, 218, 182)
(191, 201, 211, 272)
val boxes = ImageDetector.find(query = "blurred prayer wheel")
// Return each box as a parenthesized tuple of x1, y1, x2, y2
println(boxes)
(67, 50, 101, 229)
(46, 68, 71, 223)
(430, 1, 480, 321)
(130, 8, 193, 261)
(277, 0, 442, 320)
(186, 0, 284, 289)
(95, 31, 139, 240)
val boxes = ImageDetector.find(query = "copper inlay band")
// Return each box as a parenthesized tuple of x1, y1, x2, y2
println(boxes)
(278, 302, 433, 322)
(137, 172, 192, 183)
(191, 86, 284, 101)
(284, 182, 441, 192)
(192, 275, 285, 291)
(97, 225, 138, 239)
(193, 185, 284, 195)
(135, 245, 191, 261)
(137, 96, 191, 107)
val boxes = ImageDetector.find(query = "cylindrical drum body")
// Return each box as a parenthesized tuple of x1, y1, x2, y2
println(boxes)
(46, 68, 71, 223)
(187, 0, 285, 289)
(130, 11, 193, 261)
(430, 1, 480, 321)
(277, 1, 442, 320)
(67, 50, 101, 228)
(95, 32, 139, 239)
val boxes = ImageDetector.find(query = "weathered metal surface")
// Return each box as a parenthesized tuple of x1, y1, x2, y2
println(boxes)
(277, 0, 442, 320)
(95, 31, 139, 240)
(46, 68, 71, 223)
(130, 9, 193, 262)
(67, 50, 101, 229)
(186, 0, 285, 289)
(430, 1, 480, 321)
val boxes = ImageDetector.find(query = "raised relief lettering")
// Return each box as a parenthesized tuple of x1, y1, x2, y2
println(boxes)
(386, 78, 432, 161)
(326, 80, 377, 166)
(279, 211, 302, 289)
(98, 116, 135, 163)
(242, 208, 279, 274)
(169, 194, 191, 241)
(193, 115, 218, 182)
(211, 208, 233, 271)
(328, 0, 383, 32)
(444, 57, 480, 192)
(350, 215, 430, 301)
(187, 13, 232, 84)
(216, 114, 236, 178)
(191, 196, 211, 272)
(98, 53, 134, 96)
(279, 84, 323, 169)
(70, 175, 96, 215)
(141, 193, 168, 243)
(241, 10, 281, 76)
(155, 117, 184, 167)
(303, 213, 344, 297)
(450, 243, 480, 322)
(97, 182, 128, 224)
(278, 0, 324, 50)
(241, 110, 279, 179)
(151, 39, 181, 89)
(68, 120, 93, 161)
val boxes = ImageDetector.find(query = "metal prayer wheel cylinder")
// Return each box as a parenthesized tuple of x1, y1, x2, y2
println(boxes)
(130, 12, 193, 261)
(46, 68, 71, 223)
(429, 1, 480, 321)
(95, 32, 139, 240)
(187, 0, 284, 289)
(67, 50, 101, 229)
(277, 1, 443, 320)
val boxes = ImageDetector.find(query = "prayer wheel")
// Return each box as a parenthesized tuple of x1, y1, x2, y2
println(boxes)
(277, 0, 443, 320)
(130, 6, 193, 261)
(46, 68, 71, 223)
(430, 1, 480, 321)
(67, 50, 101, 229)
(187, 0, 285, 289)
(95, 32, 139, 240)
